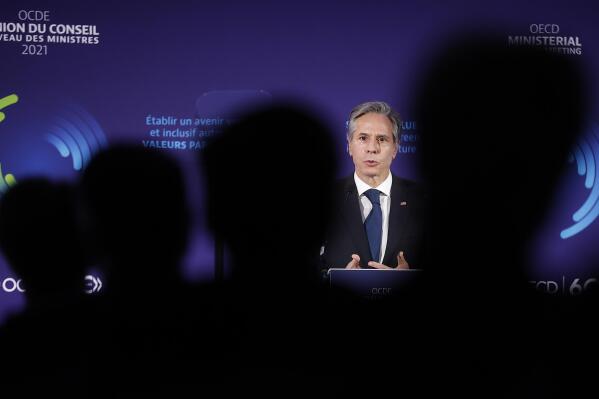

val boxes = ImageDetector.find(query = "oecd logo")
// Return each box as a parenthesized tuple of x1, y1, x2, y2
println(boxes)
(561, 124, 599, 239)
(0, 275, 103, 294)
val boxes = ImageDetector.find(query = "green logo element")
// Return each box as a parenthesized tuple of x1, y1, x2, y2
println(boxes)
(0, 94, 19, 191)
(0, 94, 19, 123)
(0, 163, 16, 193)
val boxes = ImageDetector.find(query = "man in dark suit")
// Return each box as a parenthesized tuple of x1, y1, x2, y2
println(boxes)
(322, 101, 426, 270)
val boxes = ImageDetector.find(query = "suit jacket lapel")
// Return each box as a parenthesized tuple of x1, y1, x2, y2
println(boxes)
(383, 175, 409, 267)
(340, 176, 372, 263)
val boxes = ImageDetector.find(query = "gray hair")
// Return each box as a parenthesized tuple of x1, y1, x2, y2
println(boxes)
(347, 101, 400, 143)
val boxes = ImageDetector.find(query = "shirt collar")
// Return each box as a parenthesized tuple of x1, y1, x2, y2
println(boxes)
(354, 171, 392, 197)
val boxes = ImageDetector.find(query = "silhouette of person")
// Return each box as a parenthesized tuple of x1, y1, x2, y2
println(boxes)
(0, 178, 91, 396)
(412, 34, 588, 398)
(200, 103, 353, 396)
(78, 145, 217, 396)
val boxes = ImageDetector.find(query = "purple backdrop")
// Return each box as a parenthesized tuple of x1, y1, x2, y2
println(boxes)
(1, 0, 598, 321)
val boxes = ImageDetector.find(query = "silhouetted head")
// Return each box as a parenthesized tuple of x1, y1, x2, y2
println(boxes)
(79, 145, 189, 285)
(201, 103, 337, 284)
(0, 178, 86, 301)
(414, 36, 586, 259)
(410, 36, 588, 399)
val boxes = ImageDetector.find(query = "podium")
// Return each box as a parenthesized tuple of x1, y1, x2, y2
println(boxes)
(327, 268, 423, 299)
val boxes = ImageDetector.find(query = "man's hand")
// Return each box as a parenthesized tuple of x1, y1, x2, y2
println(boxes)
(367, 251, 410, 270)
(345, 254, 361, 269)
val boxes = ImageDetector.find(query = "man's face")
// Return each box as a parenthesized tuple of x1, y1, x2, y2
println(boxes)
(348, 112, 397, 182)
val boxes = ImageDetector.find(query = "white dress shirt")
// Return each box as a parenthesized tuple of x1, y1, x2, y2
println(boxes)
(354, 172, 392, 263)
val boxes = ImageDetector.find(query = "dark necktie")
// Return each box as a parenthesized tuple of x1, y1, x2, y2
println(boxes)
(364, 189, 382, 262)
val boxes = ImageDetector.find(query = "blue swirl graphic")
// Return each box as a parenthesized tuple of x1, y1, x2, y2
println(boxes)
(561, 124, 599, 239)
(47, 125, 83, 170)
(55, 117, 91, 167)
(45, 105, 107, 171)
(45, 133, 70, 158)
